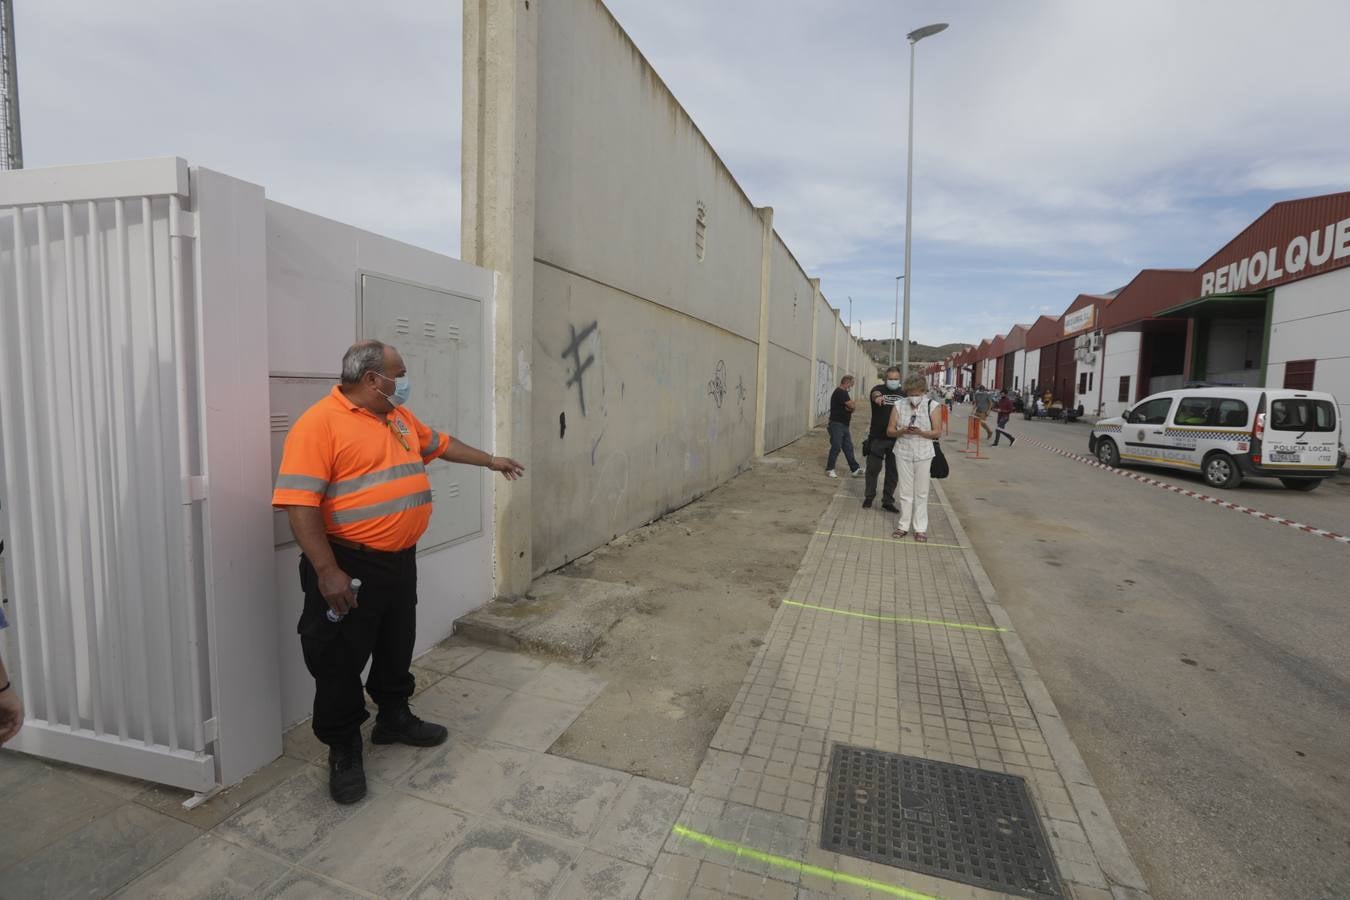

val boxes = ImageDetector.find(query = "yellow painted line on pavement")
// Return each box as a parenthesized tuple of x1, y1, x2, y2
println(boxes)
(783, 599, 1005, 633)
(671, 826, 940, 899)
(815, 530, 966, 550)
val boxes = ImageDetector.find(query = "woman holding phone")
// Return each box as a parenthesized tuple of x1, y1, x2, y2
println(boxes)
(886, 373, 944, 542)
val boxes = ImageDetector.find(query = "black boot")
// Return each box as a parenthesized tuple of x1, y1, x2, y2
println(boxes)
(328, 733, 366, 805)
(371, 705, 449, 747)
(882, 502, 899, 513)
(862, 498, 874, 509)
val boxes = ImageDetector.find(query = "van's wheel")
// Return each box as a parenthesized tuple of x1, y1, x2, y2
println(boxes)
(1095, 438, 1119, 467)
(1279, 478, 1321, 492)
(1203, 452, 1242, 489)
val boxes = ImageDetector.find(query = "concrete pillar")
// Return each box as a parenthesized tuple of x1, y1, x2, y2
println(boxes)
(461, 0, 537, 598)
(1180, 318, 1195, 385)
(829, 302, 839, 414)
(806, 277, 820, 430)
(826, 307, 837, 385)
(753, 207, 774, 457)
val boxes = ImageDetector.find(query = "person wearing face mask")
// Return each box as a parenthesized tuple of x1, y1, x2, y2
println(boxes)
(862, 366, 906, 512)
(273, 340, 525, 804)
(886, 373, 944, 542)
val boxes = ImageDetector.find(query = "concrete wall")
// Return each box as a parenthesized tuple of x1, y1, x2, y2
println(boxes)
(1100, 330, 1142, 419)
(530, 263, 756, 571)
(1012, 350, 1026, 391)
(764, 237, 814, 450)
(1270, 265, 1350, 425)
(513, 0, 865, 574)
(813, 293, 837, 422)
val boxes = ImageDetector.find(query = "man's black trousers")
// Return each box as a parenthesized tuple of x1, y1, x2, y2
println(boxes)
(298, 543, 417, 746)
(864, 444, 898, 504)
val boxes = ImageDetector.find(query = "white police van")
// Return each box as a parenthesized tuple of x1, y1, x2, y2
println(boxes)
(1088, 387, 1342, 490)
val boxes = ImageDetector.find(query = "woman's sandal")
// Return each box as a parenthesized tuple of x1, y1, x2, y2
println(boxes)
(914, 532, 928, 543)
(891, 529, 908, 539)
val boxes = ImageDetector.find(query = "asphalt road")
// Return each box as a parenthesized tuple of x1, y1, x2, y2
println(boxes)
(939, 414, 1350, 900)
(1026, 413, 1350, 538)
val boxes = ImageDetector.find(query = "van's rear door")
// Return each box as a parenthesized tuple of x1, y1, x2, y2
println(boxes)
(1262, 394, 1340, 471)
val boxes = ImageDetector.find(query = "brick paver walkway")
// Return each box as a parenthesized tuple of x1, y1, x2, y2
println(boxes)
(651, 472, 1152, 900)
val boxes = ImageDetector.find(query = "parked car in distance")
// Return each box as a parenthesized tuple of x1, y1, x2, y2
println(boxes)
(1088, 387, 1342, 490)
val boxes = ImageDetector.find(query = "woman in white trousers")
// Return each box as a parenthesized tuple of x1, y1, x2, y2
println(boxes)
(886, 374, 943, 543)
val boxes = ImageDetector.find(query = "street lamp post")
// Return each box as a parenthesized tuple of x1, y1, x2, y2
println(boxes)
(891, 276, 903, 365)
(900, 22, 948, 376)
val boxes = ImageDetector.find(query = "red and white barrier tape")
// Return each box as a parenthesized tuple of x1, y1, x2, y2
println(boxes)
(1022, 436, 1350, 546)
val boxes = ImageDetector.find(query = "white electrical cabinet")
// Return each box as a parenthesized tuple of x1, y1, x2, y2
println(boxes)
(269, 376, 334, 547)
(360, 273, 484, 550)
(268, 276, 485, 552)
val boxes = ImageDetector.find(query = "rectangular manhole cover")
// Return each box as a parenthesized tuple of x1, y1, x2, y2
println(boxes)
(821, 744, 1063, 898)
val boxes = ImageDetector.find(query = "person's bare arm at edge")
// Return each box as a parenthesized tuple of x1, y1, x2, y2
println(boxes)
(438, 439, 525, 480)
(285, 506, 356, 615)
(0, 654, 23, 745)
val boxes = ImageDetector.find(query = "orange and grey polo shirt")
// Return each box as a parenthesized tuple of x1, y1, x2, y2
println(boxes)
(272, 386, 452, 552)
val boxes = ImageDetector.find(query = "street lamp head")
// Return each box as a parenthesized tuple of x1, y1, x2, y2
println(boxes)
(907, 22, 948, 43)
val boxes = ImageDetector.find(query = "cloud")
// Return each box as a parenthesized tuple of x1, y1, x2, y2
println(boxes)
(16, 0, 461, 254)
(18, 0, 1350, 348)
(605, 0, 1350, 344)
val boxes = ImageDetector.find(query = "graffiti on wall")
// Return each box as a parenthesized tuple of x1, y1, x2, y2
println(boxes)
(815, 359, 834, 418)
(562, 321, 599, 415)
(708, 360, 727, 408)
(735, 375, 747, 419)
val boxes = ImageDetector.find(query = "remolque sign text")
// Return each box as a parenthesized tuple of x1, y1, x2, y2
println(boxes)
(1200, 216, 1350, 296)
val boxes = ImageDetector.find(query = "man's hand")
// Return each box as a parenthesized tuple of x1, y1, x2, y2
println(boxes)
(284, 506, 355, 616)
(872, 390, 886, 407)
(489, 456, 526, 481)
(0, 683, 23, 746)
(318, 565, 358, 616)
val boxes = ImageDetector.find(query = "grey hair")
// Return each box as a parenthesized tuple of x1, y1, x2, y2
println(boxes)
(341, 339, 390, 385)
(902, 373, 928, 393)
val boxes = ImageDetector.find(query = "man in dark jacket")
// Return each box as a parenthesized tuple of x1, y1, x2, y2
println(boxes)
(863, 366, 904, 511)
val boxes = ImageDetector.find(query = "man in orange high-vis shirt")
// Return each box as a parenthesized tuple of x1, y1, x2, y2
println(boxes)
(274, 339, 524, 804)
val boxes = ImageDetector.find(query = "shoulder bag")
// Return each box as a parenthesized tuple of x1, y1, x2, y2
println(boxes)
(928, 400, 949, 478)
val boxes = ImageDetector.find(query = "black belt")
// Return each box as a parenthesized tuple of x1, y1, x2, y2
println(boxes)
(329, 536, 412, 555)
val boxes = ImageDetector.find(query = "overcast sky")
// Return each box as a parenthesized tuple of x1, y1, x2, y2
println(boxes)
(18, 1, 1350, 347)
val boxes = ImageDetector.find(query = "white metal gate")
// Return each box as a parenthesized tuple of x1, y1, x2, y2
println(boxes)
(0, 164, 215, 789)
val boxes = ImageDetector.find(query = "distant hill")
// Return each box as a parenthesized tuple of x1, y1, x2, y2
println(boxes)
(858, 339, 971, 370)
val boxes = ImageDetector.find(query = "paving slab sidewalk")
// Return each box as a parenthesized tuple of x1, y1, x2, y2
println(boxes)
(652, 472, 1153, 900)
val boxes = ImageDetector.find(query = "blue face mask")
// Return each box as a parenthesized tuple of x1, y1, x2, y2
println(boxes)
(885, 379, 901, 390)
(376, 373, 412, 407)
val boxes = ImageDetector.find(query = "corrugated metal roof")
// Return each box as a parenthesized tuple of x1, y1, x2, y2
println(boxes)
(1025, 315, 1063, 351)
(1100, 268, 1198, 331)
